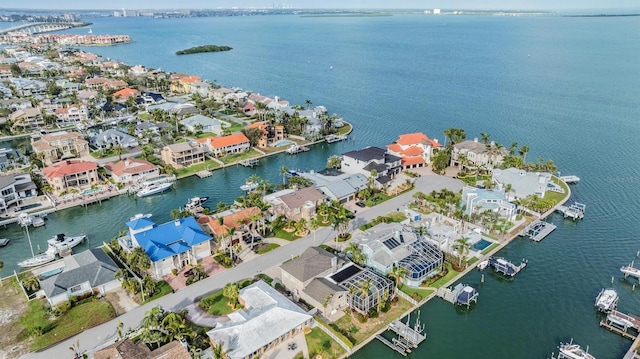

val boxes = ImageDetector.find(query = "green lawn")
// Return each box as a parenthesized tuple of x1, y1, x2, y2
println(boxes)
(257, 243, 280, 254)
(199, 291, 236, 316)
(26, 299, 116, 351)
(399, 285, 434, 302)
(467, 257, 479, 265)
(481, 243, 500, 255)
(429, 262, 462, 289)
(545, 176, 570, 204)
(335, 122, 352, 136)
(364, 192, 392, 207)
(174, 159, 221, 178)
(225, 122, 245, 133)
(274, 228, 301, 241)
(144, 280, 173, 303)
(219, 148, 262, 164)
(305, 327, 346, 359)
(91, 148, 127, 159)
(196, 132, 217, 139)
(359, 211, 407, 231)
(332, 297, 413, 344)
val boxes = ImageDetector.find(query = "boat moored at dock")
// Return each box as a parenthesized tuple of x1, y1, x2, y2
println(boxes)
(488, 257, 527, 277)
(47, 233, 87, 251)
(18, 245, 57, 268)
(240, 181, 258, 191)
(136, 182, 173, 197)
(559, 175, 580, 184)
(326, 134, 348, 143)
(185, 196, 209, 212)
(594, 288, 618, 313)
(552, 339, 595, 359)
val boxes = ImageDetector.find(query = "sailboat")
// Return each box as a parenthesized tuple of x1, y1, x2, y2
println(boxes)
(88, 27, 93, 34)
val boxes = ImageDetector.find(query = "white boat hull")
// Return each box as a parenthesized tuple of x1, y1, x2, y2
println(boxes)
(18, 247, 57, 268)
(47, 234, 86, 251)
(137, 182, 173, 197)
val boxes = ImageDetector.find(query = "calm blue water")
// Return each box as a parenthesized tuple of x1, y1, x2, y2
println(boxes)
(2, 14, 640, 358)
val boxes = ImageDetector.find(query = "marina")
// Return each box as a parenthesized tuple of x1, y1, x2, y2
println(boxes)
(487, 257, 527, 277)
(520, 220, 558, 242)
(556, 202, 586, 220)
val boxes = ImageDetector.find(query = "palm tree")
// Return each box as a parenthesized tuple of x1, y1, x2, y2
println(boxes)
(346, 242, 365, 265)
(128, 246, 151, 275)
(504, 183, 513, 201)
(294, 217, 308, 236)
(305, 99, 313, 109)
(310, 217, 320, 245)
(170, 208, 182, 220)
(279, 166, 289, 187)
(480, 132, 490, 144)
(357, 279, 373, 313)
(388, 264, 408, 288)
(317, 202, 330, 223)
(453, 237, 471, 268)
(326, 155, 342, 170)
(211, 342, 230, 359)
(225, 227, 236, 257)
(162, 312, 194, 343)
(519, 145, 530, 163)
(223, 282, 239, 309)
(508, 142, 518, 156)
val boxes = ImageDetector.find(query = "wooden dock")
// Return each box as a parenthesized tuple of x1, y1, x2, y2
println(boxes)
(239, 159, 260, 167)
(520, 220, 557, 242)
(556, 202, 585, 220)
(600, 310, 640, 340)
(196, 170, 212, 178)
(376, 312, 426, 356)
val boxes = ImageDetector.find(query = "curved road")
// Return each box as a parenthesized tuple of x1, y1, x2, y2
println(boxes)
(24, 173, 463, 359)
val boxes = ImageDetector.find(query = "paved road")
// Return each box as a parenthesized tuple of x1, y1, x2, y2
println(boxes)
(24, 173, 463, 359)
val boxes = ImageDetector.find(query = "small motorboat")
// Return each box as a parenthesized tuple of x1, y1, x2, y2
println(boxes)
(595, 288, 618, 313)
(47, 233, 87, 251)
(240, 181, 258, 191)
(0, 238, 10, 247)
(185, 196, 209, 211)
(136, 182, 173, 197)
(555, 339, 595, 359)
(477, 260, 489, 271)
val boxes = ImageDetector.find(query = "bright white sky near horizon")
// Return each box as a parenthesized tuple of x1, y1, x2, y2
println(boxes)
(5, 0, 639, 10)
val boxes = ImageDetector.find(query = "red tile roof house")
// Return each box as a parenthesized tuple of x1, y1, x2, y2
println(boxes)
(198, 207, 262, 251)
(42, 160, 100, 195)
(198, 133, 251, 157)
(386, 132, 442, 169)
(112, 88, 140, 103)
(104, 158, 159, 184)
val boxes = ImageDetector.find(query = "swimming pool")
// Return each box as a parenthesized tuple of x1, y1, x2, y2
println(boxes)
(81, 186, 102, 195)
(473, 239, 493, 251)
(20, 203, 42, 210)
(273, 140, 295, 147)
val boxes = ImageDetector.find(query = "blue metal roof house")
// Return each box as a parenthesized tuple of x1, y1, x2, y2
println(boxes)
(126, 216, 212, 278)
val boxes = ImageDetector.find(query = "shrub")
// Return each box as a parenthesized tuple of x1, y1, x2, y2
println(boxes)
(55, 301, 72, 315)
(381, 301, 391, 313)
(256, 273, 273, 285)
(171, 268, 178, 276)
(368, 308, 378, 319)
(274, 282, 285, 292)
(356, 312, 367, 323)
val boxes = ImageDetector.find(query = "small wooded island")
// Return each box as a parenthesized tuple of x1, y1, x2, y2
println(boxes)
(175, 45, 233, 55)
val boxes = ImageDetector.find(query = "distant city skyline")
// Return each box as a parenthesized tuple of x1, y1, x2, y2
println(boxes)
(4, 0, 639, 11)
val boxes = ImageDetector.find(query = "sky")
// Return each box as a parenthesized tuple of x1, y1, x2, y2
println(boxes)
(6, 0, 640, 11)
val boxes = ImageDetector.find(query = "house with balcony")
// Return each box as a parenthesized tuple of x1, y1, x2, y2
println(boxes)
(112, 88, 140, 103)
(207, 281, 314, 359)
(300, 170, 368, 203)
(461, 185, 516, 220)
(197, 207, 261, 250)
(386, 132, 441, 169)
(198, 132, 250, 157)
(0, 173, 38, 216)
(42, 160, 99, 195)
(9, 107, 43, 130)
(38, 248, 119, 306)
(160, 142, 206, 169)
(31, 131, 90, 166)
(125, 215, 212, 278)
(341, 146, 402, 187)
(54, 105, 88, 125)
(450, 139, 508, 171)
(104, 158, 159, 184)
(246, 121, 285, 148)
(352, 222, 443, 287)
(264, 186, 326, 221)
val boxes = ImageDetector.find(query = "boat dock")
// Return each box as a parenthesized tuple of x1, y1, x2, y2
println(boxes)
(376, 312, 426, 356)
(520, 220, 557, 242)
(326, 134, 348, 143)
(196, 170, 212, 178)
(621, 262, 640, 281)
(559, 175, 580, 184)
(437, 283, 478, 307)
(488, 257, 527, 277)
(556, 202, 586, 220)
(600, 310, 640, 340)
(239, 159, 260, 167)
(286, 145, 310, 154)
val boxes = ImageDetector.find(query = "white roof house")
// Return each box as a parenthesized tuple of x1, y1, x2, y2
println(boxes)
(206, 281, 313, 359)
(180, 114, 225, 134)
(492, 167, 551, 199)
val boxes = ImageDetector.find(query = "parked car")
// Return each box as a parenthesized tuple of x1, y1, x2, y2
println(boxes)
(183, 268, 194, 277)
(355, 201, 366, 208)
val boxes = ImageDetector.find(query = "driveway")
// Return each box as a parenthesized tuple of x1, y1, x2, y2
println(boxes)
(24, 173, 463, 359)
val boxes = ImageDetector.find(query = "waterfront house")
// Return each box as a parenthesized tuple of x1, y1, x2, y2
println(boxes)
(38, 248, 120, 306)
(492, 167, 551, 200)
(352, 222, 443, 287)
(211, 86, 234, 101)
(42, 160, 99, 195)
(0, 172, 38, 216)
(31, 131, 90, 166)
(0, 148, 29, 172)
(9, 107, 43, 130)
(280, 247, 349, 317)
(147, 102, 198, 116)
(338, 266, 395, 315)
(300, 171, 368, 203)
(104, 158, 159, 184)
(461, 185, 516, 220)
(126, 216, 213, 278)
(93, 339, 191, 359)
(54, 105, 88, 125)
(0, 98, 32, 111)
(206, 281, 314, 359)
(180, 114, 224, 134)
(198, 132, 250, 157)
(90, 128, 139, 149)
(197, 207, 261, 249)
(160, 142, 206, 169)
(135, 121, 170, 137)
(386, 132, 441, 169)
(421, 213, 462, 251)
(341, 146, 402, 187)
(264, 186, 326, 221)
(450, 139, 508, 171)
(246, 121, 285, 148)
(84, 77, 110, 90)
(169, 74, 202, 94)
